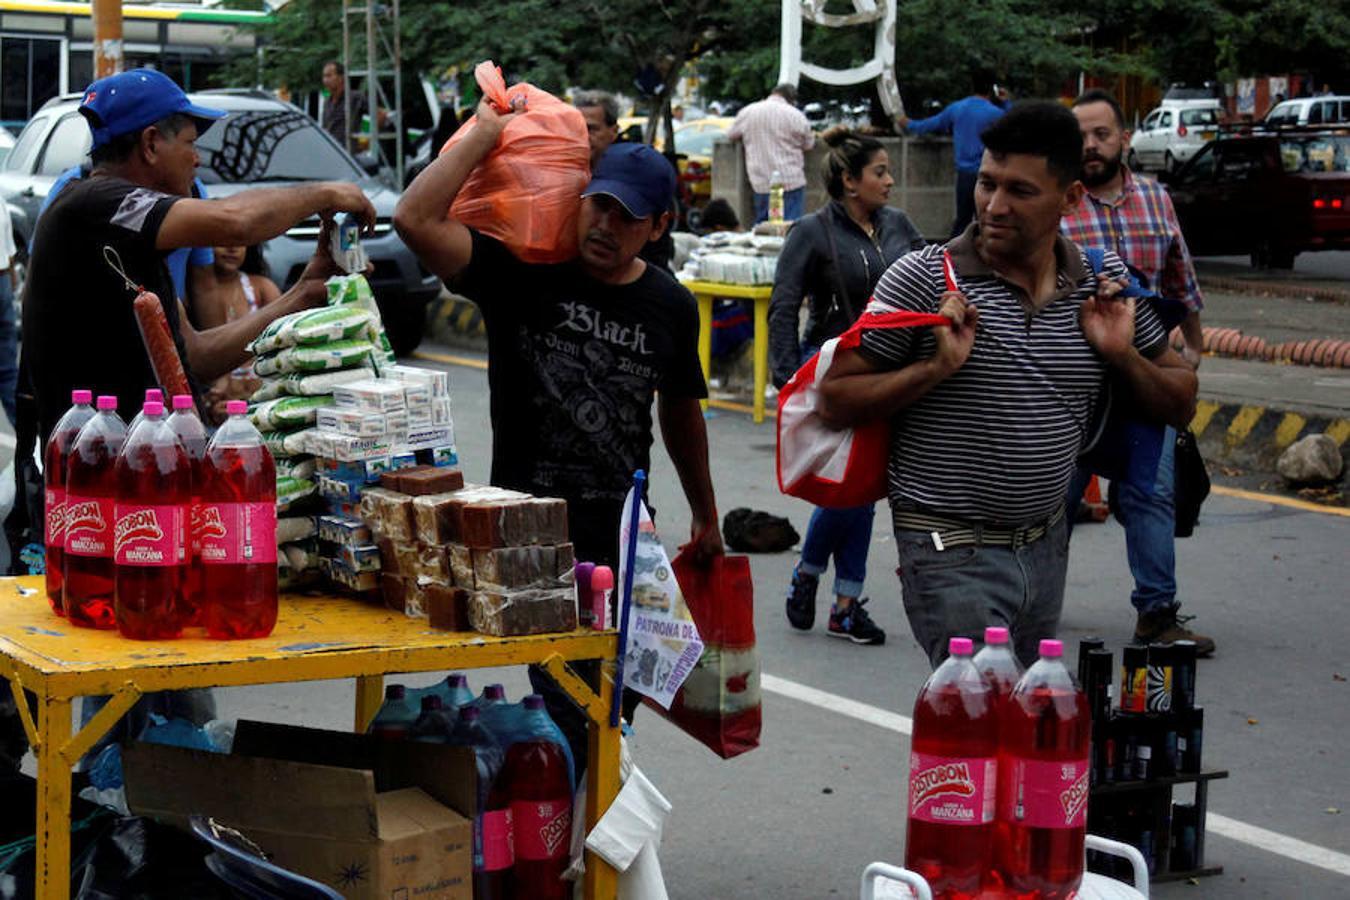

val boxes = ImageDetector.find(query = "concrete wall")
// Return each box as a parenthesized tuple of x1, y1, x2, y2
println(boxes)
(711, 136, 957, 240)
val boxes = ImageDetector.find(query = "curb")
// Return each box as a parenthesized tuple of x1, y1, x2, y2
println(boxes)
(1190, 399, 1350, 473)
(1198, 274, 1350, 305)
(1170, 328, 1350, 368)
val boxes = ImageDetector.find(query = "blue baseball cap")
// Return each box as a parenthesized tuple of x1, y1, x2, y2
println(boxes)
(582, 143, 676, 219)
(79, 68, 226, 150)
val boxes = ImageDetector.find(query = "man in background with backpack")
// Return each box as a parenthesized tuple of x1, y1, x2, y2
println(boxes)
(1062, 89, 1213, 655)
(817, 102, 1198, 667)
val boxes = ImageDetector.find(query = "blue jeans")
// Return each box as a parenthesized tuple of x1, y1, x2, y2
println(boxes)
(797, 504, 875, 599)
(895, 515, 1070, 669)
(0, 275, 17, 428)
(753, 187, 805, 224)
(1067, 427, 1177, 615)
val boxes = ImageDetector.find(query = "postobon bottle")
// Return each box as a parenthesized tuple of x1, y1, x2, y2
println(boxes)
(904, 636, 998, 899)
(63, 396, 127, 629)
(43, 389, 96, 613)
(502, 695, 573, 900)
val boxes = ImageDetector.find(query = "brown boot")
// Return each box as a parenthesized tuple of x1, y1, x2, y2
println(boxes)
(1135, 607, 1216, 656)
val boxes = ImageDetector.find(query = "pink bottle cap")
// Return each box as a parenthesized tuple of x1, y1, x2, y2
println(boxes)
(1039, 639, 1064, 658)
(523, 695, 545, 711)
(484, 684, 506, 700)
(96, 395, 118, 411)
(144, 389, 163, 403)
(143, 401, 164, 417)
(71, 389, 93, 405)
(225, 400, 248, 416)
(591, 566, 614, 590)
(985, 626, 1010, 644)
(949, 637, 974, 656)
(172, 395, 194, 410)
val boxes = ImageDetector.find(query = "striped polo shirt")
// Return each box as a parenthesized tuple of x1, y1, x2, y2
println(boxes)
(859, 227, 1167, 525)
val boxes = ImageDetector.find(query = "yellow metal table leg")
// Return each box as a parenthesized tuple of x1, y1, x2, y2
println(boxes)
(35, 695, 72, 900)
(540, 655, 620, 900)
(696, 292, 713, 412)
(753, 295, 770, 424)
(354, 674, 384, 732)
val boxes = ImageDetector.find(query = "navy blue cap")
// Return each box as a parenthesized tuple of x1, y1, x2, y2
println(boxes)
(582, 143, 676, 219)
(79, 68, 226, 150)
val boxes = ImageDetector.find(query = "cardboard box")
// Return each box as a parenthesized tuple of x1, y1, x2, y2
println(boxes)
(124, 721, 474, 900)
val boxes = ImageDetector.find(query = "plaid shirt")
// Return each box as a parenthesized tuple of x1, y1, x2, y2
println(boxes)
(1061, 167, 1203, 313)
(728, 95, 815, 193)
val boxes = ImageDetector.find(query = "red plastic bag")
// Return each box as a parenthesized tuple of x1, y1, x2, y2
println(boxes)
(642, 549, 761, 759)
(441, 61, 590, 263)
(776, 253, 955, 508)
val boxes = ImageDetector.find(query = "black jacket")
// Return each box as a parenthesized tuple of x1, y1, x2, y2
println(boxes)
(769, 201, 925, 387)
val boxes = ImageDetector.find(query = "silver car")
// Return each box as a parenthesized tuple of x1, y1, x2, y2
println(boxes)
(0, 89, 440, 355)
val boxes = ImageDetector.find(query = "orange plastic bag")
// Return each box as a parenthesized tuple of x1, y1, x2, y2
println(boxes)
(441, 61, 590, 263)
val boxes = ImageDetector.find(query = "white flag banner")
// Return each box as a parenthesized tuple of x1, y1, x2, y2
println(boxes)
(617, 488, 704, 709)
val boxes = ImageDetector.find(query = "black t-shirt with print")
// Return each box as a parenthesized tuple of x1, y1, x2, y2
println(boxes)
(456, 231, 706, 565)
(22, 175, 188, 443)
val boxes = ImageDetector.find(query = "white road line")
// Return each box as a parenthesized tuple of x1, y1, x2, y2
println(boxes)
(760, 672, 1350, 879)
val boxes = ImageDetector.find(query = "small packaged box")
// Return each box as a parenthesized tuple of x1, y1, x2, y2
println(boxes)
(401, 382, 433, 408)
(327, 433, 394, 462)
(430, 445, 459, 467)
(317, 406, 387, 437)
(317, 474, 364, 504)
(404, 426, 454, 452)
(337, 542, 382, 574)
(324, 456, 392, 485)
(407, 407, 434, 428)
(333, 378, 407, 413)
(323, 556, 380, 593)
(431, 399, 453, 427)
(318, 514, 372, 546)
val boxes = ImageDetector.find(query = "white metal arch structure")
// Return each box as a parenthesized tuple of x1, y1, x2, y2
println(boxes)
(778, 0, 903, 119)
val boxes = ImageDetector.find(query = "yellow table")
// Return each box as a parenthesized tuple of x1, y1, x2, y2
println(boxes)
(0, 577, 622, 900)
(684, 280, 774, 424)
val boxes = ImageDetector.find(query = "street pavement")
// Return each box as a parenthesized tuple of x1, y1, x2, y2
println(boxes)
(212, 350, 1350, 900)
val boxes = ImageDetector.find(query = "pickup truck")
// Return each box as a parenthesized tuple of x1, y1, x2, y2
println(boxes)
(1161, 128, 1350, 269)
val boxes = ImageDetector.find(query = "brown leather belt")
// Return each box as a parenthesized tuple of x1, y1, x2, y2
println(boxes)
(892, 505, 1066, 550)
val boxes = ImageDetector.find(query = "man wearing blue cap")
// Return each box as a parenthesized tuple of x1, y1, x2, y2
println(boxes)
(396, 99, 722, 566)
(22, 68, 376, 441)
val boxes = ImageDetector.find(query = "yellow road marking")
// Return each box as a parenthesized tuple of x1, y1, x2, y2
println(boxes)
(1326, 420, 1350, 446)
(1273, 412, 1307, 450)
(415, 350, 1346, 516)
(1189, 399, 1221, 436)
(1211, 485, 1350, 517)
(1225, 405, 1265, 447)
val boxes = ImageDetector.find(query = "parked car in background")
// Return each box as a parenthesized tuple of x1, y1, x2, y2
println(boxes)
(1163, 127, 1350, 269)
(671, 116, 734, 206)
(0, 90, 439, 355)
(1130, 102, 1221, 172)
(0, 128, 14, 169)
(1264, 96, 1350, 128)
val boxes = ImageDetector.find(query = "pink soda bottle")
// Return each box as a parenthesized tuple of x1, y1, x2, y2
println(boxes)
(904, 636, 998, 900)
(199, 400, 278, 639)
(63, 396, 127, 629)
(166, 394, 209, 625)
(126, 388, 162, 435)
(502, 695, 573, 900)
(974, 626, 1024, 700)
(43, 389, 95, 613)
(113, 401, 189, 640)
(996, 639, 1092, 899)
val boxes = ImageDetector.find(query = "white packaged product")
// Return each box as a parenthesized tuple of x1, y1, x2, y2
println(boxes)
(316, 406, 388, 437)
(333, 378, 407, 413)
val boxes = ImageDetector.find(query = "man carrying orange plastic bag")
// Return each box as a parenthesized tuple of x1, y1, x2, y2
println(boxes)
(395, 95, 724, 769)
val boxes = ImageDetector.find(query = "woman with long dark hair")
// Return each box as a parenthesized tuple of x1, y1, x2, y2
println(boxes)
(770, 128, 926, 644)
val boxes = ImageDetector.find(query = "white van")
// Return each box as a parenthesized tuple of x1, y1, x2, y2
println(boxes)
(1264, 96, 1350, 127)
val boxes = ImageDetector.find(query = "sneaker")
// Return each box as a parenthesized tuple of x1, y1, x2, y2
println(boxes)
(828, 598, 886, 645)
(785, 567, 818, 631)
(1135, 607, 1216, 656)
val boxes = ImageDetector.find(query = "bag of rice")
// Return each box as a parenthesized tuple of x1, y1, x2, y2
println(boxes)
(249, 395, 334, 432)
(276, 456, 318, 481)
(327, 274, 396, 364)
(249, 306, 377, 355)
(250, 367, 377, 403)
(253, 340, 375, 377)
(277, 515, 318, 544)
(277, 476, 318, 512)
(263, 428, 317, 459)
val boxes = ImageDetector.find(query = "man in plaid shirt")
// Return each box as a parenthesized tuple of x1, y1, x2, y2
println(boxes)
(1062, 89, 1214, 655)
(728, 83, 815, 223)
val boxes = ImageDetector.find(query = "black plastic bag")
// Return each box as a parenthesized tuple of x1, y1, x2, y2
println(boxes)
(1173, 429, 1210, 538)
(73, 816, 230, 900)
(722, 508, 800, 553)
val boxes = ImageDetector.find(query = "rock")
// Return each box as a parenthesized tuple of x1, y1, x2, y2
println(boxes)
(1276, 434, 1345, 485)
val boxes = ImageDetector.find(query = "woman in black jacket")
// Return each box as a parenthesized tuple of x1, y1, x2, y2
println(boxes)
(770, 129, 926, 645)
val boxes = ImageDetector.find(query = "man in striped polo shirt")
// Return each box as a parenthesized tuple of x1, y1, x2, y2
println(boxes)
(728, 83, 816, 223)
(1062, 89, 1214, 656)
(818, 102, 1198, 667)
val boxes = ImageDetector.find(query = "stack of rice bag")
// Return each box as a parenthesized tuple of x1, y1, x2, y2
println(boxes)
(245, 274, 398, 588)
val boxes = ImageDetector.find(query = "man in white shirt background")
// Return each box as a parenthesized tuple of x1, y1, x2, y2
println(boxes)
(729, 83, 816, 223)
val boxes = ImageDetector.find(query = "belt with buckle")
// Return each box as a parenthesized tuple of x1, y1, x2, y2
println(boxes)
(893, 505, 1065, 550)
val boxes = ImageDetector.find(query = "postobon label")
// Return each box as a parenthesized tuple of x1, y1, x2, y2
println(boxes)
(908, 752, 997, 825)
(113, 504, 184, 566)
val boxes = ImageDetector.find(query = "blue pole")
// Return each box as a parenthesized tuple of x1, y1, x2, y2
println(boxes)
(611, 469, 646, 728)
